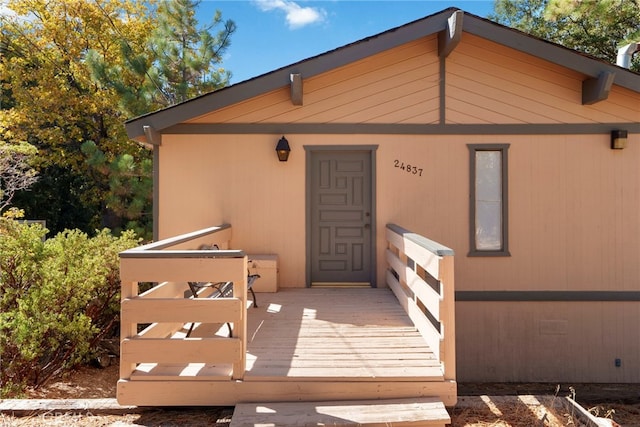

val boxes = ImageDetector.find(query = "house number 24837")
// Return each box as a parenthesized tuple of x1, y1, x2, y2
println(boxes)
(394, 160, 423, 176)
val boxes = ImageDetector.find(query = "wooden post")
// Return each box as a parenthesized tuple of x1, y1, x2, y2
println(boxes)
(232, 256, 248, 380)
(120, 279, 138, 380)
(439, 255, 456, 382)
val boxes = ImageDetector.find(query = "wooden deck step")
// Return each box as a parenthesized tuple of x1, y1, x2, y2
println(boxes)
(229, 397, 451, 427)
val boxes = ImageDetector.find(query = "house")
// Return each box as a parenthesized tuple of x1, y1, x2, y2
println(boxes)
(120, 8, 640, 411)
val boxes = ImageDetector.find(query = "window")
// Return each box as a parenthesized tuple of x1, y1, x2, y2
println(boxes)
(468, 144, 510, 256)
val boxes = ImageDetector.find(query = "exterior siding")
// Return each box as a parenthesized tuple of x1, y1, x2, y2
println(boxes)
(458, 135, 640, 292)
(155, 31, 640, 382)
(159, 133, 640, 284)
(447, 34, 640, 124)
(158, 134, 307, 285)
(457, 301, 640, 382)
(187, 37, 441, 125)
(456, 134, 640, 382)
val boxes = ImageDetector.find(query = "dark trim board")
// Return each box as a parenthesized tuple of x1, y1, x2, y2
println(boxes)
(582, 72, 615, 105)
(456, 290, 640, 302)
(163, 122, 640, 136)
(438, 10, 463, 58)
(152, 146, 160, 241)
(304, 145, 380, 151)
(439, 58, 446, 125)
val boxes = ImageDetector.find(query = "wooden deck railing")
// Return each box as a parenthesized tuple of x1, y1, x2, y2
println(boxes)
(119, 224, 248, 381)
(385, 223, 456, 382)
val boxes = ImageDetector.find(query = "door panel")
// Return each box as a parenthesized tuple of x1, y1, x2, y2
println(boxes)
(310, 151, 372, 285)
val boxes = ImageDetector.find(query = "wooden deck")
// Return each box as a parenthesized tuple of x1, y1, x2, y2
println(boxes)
(118, 288, 456, 406)
(117, 224, 457, 408)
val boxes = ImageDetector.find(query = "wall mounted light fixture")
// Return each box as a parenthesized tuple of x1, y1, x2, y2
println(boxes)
(611, 130, 628, 150)
(276, 136, 291, 161)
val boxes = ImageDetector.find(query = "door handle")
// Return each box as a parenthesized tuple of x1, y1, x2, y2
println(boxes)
(364, 224, 371, 229)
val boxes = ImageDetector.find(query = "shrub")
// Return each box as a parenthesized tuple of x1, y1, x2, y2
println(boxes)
(0, 218, 139, 396)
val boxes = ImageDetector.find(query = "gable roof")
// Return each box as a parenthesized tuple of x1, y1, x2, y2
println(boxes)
(125, 7, 640, 141)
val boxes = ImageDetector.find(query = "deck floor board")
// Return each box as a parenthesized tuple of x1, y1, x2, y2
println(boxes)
(244, 288, 443, 382)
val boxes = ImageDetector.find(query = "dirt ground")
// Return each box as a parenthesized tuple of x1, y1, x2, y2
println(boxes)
(457, 383, 640, 426)
(1, 361, 639, 426)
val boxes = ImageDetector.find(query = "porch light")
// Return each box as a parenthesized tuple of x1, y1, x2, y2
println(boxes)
(611, 130, 628, 149)
(276, 136, 291, 161)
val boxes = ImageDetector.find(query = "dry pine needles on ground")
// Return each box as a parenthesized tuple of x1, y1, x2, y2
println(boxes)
(2, 363, 639, 426)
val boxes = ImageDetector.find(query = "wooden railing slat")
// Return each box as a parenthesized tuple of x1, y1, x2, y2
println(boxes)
(122, 224, 231, 251)
(439, 256, 456, 381)
(385, 226, 447, 280)
(386, 270, 441, 361)
(120, 256, 246, 283)
(385, 224, 455, 383)
(385, 249, 441, 319)
(139, 281, 186, 299)
(122, 298, 242, 324)
(121, 338, 242, 364)
(136, 322, 184, 339)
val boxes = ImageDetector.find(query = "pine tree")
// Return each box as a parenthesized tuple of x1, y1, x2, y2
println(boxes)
(87, 0, 236, 117)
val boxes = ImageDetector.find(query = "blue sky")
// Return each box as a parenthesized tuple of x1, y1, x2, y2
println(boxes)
(198, 1, 495, 84)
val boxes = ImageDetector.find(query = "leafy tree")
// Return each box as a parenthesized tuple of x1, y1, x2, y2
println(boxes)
(1, 0, 236, 237)
(0, 0, 152, 234)
(0, 140, 38, 212)
(0, 0, 146, 170)
(491, 0, 640, 71)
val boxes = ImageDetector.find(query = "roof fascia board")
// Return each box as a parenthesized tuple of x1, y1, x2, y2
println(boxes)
(124, 10, 454, 140)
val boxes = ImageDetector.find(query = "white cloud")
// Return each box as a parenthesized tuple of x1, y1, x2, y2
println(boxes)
(254, 0, 327, 29)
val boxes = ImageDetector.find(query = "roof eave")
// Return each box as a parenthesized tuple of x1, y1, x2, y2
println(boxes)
(125, 8, 456, 140)
(125, 8, 640, 141)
